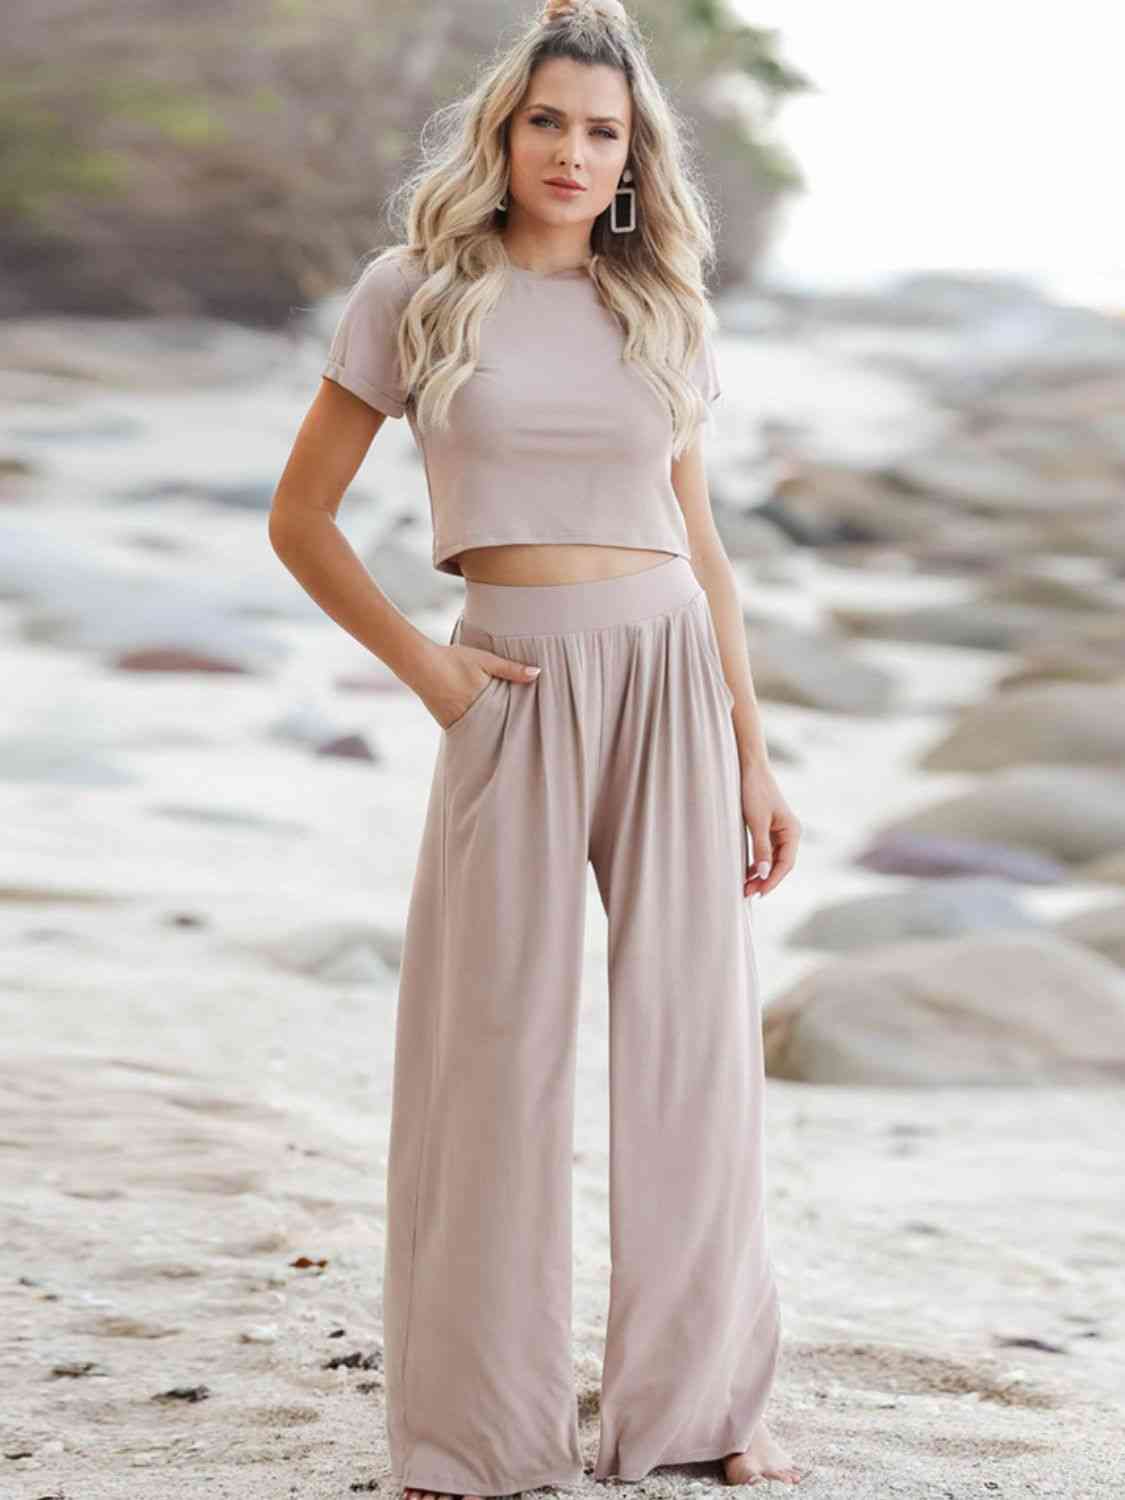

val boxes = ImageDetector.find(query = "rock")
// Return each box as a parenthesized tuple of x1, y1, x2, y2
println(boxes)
(976, 567, 1123, 614)
(855, 832, 1070, 885)
(765, 458, 950, 548)
(0, 884, 123, 904)
(239, 1323, 279, 1344)
(268, 711, 380, 763)
(1054, 901, 1125, 967)
(919, 681, 1125, 772)
(116, 477, 274, 511)
(907, 516, 1050, 573)
(830, 599, 1086, 652)
(888, 442, 1121, 515)
(114, 647, 250, 673)
(964, 369, 1125, 427)
(871, 766, 1125, 866)
(1000, 616, 1125, 687)
(763, 932, 1125, 1084)
(712, 502, 792, 559)
(269, 705, 353, 748)
(0, 454, 37, 478)
(787, 878, 1039, 952)
(1049, 509, 1125, 565)
(315, 733, 377, 761)
(0, 314, 287, 390)
(744, 618, 898, 715)
(1077, 848, 1125, 884)
(0, 522, 285, 666)
(257, 921, 403, 981)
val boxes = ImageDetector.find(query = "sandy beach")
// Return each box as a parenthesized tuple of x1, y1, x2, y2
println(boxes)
(2, 280, 1124, 1497)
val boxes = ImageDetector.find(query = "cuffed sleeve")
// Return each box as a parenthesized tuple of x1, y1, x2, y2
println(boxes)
(690, 327, 721, 405)
(322, 255, 413, 418)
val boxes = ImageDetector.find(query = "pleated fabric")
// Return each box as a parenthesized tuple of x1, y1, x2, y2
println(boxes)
(383, 554, 780, 1496)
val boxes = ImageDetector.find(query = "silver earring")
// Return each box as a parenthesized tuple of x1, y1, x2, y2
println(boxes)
(610, 166, 635, 234)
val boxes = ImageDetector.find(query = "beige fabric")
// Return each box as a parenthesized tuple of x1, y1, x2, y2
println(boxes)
(384, 557, 781, 1495)
(321, 255, 721, 576)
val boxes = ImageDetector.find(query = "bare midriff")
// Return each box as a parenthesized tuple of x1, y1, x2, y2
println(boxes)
(455, 543, 679, 587)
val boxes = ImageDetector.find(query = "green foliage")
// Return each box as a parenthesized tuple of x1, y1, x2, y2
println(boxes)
(0, 93, 130, 219)
(0, 0, 812, 317)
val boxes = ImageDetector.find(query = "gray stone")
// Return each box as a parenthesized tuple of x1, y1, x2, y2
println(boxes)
(1054, 902, 1125, 968)
(763, 932, 1125, 1084)
(855, 830, 1070, 884)
(919, 681, 1125, 772)
(745, 618, 898, 715)
(831, 600, 1087, 652)
(787, 878, 1039, 952)
(873, 766, 1125, 866)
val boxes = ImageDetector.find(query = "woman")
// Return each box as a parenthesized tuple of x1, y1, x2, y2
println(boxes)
(269, 0, 803, 1492)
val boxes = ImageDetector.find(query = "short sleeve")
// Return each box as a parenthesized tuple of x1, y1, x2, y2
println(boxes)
(322, 256, 412, 418)
(690, 327, 721, 405)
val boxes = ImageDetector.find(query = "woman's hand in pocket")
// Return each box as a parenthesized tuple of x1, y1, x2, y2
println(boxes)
(422, 644, 541, 732)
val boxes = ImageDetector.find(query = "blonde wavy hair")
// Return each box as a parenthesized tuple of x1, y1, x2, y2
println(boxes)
(355, 0, 721, 457)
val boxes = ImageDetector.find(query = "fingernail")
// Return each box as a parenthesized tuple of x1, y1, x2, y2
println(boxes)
(527, 666, 541, 677)
(757, 861, 771, 879)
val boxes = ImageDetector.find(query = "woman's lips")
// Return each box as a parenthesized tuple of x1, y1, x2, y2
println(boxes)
(545, 182, 584, 196)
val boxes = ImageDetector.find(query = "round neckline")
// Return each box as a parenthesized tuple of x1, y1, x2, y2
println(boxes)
(504, 259, 590, 281)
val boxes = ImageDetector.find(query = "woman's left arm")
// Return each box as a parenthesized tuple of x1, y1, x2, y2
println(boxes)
(672, 433, 802, 899)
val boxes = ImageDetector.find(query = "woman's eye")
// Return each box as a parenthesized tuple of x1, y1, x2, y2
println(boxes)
(530, 115, 617, 140)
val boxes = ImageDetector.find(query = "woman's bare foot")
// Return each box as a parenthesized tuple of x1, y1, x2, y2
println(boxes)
(403, 1489, 486, 1500)
(723, 1419, 805, 1485)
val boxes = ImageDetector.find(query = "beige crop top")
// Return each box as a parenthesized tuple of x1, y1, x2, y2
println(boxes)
(321, 252, 721, 576)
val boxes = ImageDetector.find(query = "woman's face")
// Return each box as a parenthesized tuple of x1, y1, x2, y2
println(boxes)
(507, 57, 633, 230)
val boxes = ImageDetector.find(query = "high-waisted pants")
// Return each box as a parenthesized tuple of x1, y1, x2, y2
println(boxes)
(383, 554, 781, 1495)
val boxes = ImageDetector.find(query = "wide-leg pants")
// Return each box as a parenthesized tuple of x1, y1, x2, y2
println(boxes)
(383, 554, 781, 1495)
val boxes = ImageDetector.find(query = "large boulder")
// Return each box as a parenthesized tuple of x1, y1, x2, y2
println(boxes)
(830, 600, 1089, 652)
(919, 681, 1125, 772)
(1000, 616, 1125, 687)
(1078, 848, 1125, 884)
(744, 618, 898, 715)
(871, 766, 1125, 866)
(786, 877, 1039, 953)
(854, 832, 1068, 884)
(763, 932, 1125, 1084)
(1054, 902, 1125, 968)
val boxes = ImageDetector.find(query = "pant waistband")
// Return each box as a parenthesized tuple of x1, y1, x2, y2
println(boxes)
(461, 554, 702, 637)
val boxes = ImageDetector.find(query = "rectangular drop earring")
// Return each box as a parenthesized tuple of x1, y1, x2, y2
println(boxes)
(610, 167, 636, 234)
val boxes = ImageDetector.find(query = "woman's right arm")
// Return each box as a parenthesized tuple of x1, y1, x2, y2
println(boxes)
(269, 378, 539, 729)
(267, 376, 443, 695)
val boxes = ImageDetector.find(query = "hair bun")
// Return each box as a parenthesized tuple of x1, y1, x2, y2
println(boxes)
(539, 0, 630, 26)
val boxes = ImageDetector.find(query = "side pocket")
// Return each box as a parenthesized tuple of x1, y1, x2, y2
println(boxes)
(442, 670, 504, 736)
(443, 612, 506, 736)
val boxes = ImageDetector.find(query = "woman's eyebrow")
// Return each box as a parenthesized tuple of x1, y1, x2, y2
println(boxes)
(526, 102, 626, 127)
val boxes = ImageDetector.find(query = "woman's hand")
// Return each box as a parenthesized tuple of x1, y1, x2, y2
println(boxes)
(741, 760, 801, 899)
(421, 643, 541, 732)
